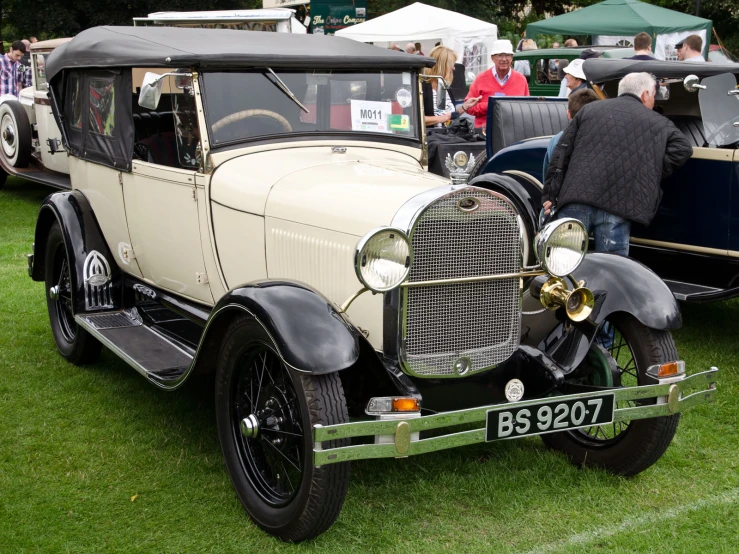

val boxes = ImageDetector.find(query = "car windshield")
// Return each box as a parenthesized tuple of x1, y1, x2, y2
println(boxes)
(200, 70, 420, 147)
(698, 73, 739, 147)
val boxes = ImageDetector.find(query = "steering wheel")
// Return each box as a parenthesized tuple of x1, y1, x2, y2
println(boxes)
(212, 109, 292, 134)
(537, 70, 551, 85)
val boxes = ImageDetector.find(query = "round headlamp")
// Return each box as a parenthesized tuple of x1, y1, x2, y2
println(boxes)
(355, 227, 413, 292)
(534, 218, 588, 277)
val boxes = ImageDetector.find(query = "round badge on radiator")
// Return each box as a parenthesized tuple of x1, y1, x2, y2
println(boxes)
(453, 357, 471, 375)
(457, 197, 480, 212)
(504, 379, 525, 402)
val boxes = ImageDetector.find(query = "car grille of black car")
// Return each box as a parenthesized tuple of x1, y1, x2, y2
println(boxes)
(401, 188, 522, 377)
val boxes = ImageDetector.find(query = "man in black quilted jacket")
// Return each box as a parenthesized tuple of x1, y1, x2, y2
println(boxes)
(542, 72, 692, 256)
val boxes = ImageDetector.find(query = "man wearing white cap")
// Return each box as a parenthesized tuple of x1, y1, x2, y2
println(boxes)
(558, 58, 587, 97)
(464, 39, 530, 128)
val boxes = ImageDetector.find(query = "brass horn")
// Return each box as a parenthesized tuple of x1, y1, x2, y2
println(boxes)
(538, 277, 594, 322)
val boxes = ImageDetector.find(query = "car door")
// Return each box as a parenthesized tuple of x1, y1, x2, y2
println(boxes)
(122, 161, 214, 305)
(32, 51, 68, 174)
(633, 147, 733, 253)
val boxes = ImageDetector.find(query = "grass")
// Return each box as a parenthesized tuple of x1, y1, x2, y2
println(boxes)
(1, 175, 737, 553)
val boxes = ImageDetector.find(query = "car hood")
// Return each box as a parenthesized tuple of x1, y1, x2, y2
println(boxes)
(210, 145, 450, 237)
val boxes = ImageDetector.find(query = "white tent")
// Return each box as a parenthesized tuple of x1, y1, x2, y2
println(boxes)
(335, 3, 497, 77)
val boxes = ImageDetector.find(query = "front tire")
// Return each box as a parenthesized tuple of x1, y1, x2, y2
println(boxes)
(215, 317, 350, 542)
(468, 149, 488, 180)
(44, 222, 101, 364)
(541, 313, 680, 476)
(0, 100, 32, 168)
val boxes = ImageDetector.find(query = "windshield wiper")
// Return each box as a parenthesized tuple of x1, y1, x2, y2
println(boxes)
(265, 68, 309, 114)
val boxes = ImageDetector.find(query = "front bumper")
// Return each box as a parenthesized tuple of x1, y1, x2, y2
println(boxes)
(313, 368, 718, 466)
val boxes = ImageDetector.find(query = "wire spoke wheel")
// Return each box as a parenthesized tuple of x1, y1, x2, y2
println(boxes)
(541, 313, 681, 476)
(232, 346, 304, 507)
(43, 222, 101, 365)
(576, 322, 638, 444)
(51, 250, 77, 344)
(216, 316, 350, 542)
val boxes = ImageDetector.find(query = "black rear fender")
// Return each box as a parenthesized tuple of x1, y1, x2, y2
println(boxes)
(31, 191, 121, 313)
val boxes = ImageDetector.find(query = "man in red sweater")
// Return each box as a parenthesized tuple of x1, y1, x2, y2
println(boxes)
(465, 39, 530, 128)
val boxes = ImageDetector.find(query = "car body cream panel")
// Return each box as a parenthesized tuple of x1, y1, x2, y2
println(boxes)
(68, 156, 143, 277)
(212, 202, 268, 291)
(208, 140, 423, 170)
(264, 159, 447, 237)
(209, 144, 436, 220)
(123, 162, 213, 304)
(264, 218, 383, 348)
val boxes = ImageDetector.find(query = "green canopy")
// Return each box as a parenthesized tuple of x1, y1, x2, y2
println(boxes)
(526, 0, 711, 57)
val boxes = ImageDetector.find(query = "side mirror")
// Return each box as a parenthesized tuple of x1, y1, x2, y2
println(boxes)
(139, 72, 166, 110)
(139, 71, 194, 109)
(655, 84, 670, 101)
(683, 74, 706, 93)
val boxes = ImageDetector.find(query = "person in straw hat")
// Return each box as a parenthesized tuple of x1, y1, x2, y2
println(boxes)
(464, 39, 529, 128)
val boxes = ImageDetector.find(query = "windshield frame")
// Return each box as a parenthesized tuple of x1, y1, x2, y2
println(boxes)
(199, 69, 423, 150)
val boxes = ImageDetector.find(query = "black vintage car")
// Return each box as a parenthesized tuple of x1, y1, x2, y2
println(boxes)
(26, 28, 717, 542)
(472, 59, 739, 302)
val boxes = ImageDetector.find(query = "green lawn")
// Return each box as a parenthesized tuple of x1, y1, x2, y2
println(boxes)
(1, 176, 737, 553)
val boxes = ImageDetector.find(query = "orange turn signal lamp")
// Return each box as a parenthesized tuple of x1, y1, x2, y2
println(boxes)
(366, 396, 421, 415)
(647, 361, 685, 379)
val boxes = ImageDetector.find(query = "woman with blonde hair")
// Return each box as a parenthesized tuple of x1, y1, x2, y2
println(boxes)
(421, 45, 481, 128)
(513, 39, 537, 76)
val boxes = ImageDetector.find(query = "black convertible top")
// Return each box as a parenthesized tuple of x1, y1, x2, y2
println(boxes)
(583, 58, 739, 83)
(46, 26, 435, 82)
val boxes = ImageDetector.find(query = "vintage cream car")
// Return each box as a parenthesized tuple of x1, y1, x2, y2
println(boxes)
(0, 38, 72, 190)
(25, 27, 717, 542)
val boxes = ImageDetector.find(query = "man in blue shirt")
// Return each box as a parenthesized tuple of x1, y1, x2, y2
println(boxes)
(0, 41, 26, 98)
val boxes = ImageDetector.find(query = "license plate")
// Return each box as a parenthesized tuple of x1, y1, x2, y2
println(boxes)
(485, 394, 615, 441)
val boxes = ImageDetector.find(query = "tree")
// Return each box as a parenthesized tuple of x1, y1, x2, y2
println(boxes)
(1, 0, 260, 40)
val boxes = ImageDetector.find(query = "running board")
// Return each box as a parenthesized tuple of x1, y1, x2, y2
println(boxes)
(662, 280, 734, 302)
(75, 311, 193, 386)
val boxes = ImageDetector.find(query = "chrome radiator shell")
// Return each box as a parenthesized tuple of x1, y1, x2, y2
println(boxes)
(394, 186, 524, 378)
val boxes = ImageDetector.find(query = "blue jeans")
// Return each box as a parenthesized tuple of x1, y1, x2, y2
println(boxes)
(556, 203, 632, 256)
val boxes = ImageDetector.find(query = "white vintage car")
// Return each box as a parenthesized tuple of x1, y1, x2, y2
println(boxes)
(0, 38, 71, 190)
(23, 26, 717, 542)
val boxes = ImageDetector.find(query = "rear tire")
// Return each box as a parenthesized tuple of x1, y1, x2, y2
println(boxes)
(0, 100, 32, 168)
(44, 222, 102, 365)
(215, 317, 350, 542)
(541, 313, 680, 476)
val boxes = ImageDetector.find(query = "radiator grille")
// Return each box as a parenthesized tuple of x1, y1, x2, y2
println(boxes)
(402, 189, 522, 376)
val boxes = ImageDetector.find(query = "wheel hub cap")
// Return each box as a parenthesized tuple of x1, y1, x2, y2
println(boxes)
(49, 285, 60, 300)
(240, 414, 260, 439)
(1, 117, 16, 157)
(2, 126, 14, 145)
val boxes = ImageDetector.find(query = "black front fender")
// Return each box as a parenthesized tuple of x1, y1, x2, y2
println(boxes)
(206, 280, 365, 374)
(526, 253, 681, 372)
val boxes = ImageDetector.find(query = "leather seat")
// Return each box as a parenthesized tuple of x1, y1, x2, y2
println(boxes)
(489, 99, 569, 155)
(671, 117, 706, 147)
